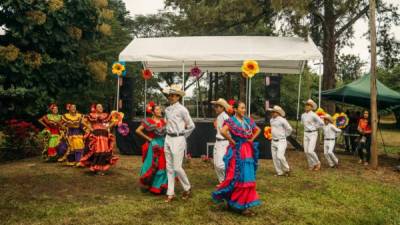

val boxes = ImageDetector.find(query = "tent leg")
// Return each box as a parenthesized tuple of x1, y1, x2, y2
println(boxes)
(296, 73, 303, 139)
(182, 62, 185, 106)
(318, 60, 322, 108)
(116, 76, 120, 112)
(249, 78, 252, 117)
(144, 79, 147, 119)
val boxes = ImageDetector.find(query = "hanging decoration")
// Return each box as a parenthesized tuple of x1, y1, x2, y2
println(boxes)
(190, 66, 202, 78)
(241, 60, 260, 78)
(263, 126, 272, 140)
(333, 112, 349, 129)
(141, 69, 153, 80)
(112, 61, 126, 77)
(117, 123, 130, 136)
(315, 107, 326, 119)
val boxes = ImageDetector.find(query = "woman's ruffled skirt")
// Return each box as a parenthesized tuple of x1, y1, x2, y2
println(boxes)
(212, 141, 261, 210)
(139, 137, 168, 194)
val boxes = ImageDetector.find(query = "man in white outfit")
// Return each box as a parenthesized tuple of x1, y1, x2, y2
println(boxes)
(162, 84, 195, 202)
(268, 105, 293, 176)
(322, 114, 341, 168)
(210, 98, 231, 184)
(301, 99, 324, 171)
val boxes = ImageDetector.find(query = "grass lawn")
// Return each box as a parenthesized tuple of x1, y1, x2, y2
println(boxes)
(1, 151, 400, 225)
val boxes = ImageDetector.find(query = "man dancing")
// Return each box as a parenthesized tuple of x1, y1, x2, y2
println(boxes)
(268, 105, 292, 176)
(163, 84, 195, 202)
(301, 99, 324, 171)
(210, 98, 231, 185)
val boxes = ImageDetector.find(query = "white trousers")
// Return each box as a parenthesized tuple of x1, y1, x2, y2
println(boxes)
(303, 132, 320, 167)
(213, 140, 229, 183)
(271, 139, 290, 175)
(324, 140, 338, 167)
(164, 135, 191, 196)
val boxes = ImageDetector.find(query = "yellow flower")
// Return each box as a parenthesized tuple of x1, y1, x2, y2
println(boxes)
(241, 60, 260, 78)
(112, 63, 125, 76)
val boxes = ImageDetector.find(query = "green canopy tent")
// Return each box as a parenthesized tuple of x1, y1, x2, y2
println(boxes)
(321, 74, 400, 110)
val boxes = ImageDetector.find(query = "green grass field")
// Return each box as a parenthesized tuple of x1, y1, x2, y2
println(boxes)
(1, 151, 400, 225)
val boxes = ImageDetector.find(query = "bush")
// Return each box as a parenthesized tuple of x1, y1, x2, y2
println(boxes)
(0, 119, 43, 161)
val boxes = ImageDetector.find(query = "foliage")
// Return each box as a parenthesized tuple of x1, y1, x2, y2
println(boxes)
(337, 54, 365, 84)
(0, 119, 42, 161)
(0, 0, 134, 119)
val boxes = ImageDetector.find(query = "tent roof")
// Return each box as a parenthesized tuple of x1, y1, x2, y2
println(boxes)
(321, 74, 400, 109)
(119, 36, 322, 74)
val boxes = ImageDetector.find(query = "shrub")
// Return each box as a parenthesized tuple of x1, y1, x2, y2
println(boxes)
(0, 119, 43, 161)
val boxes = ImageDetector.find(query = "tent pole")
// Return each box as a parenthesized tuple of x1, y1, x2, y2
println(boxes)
(296, 72, 303, 139)
(249, 78, 252, 117)
(245, 77, 249, 112)
(182, 61, 185, 106)
(116, 76, 120, 112)
(318, 60, 322, 108)
(144, 79, 147, 119)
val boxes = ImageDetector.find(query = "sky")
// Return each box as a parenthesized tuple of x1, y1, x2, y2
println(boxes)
(123, 0, 400, 72)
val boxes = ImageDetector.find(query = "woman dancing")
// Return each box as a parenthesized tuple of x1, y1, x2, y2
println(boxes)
(38, 104, 63, 161)
(79, 104, 119, 175)
(212, 101, 261, 216)
(135, 102, 168, 194)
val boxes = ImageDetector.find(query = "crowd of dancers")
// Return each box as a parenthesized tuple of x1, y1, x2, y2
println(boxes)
(38, 83, 372, 216)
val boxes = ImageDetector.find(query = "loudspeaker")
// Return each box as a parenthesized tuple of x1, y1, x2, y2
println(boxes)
(265, 75, 281, 123)
(120, 77, 134, 121)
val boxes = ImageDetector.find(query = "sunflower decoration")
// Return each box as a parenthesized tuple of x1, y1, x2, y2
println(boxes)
(110, 111, 124, 125)
(112, 62, 126, 76)
(264, 126, 272, 140)
(141, 69, 153, 80)
(315, 108, 326, 119)
(241, 60, 260, 78)
(332, 112, 349, 129)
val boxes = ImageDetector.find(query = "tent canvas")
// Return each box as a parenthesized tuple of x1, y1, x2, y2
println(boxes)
(119, 36, 322, 74)
(321, 74, 400, 109)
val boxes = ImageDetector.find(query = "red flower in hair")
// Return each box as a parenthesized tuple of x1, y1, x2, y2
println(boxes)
(49, 103, 57, 110)
(146, 101, 156, 114)
(228, 99, 235, 106)
(66, 103, 72, 111)
(90, 104, 96, 113)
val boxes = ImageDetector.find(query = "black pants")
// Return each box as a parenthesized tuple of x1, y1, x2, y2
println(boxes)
(357, 135, 371, 162)
(344, 135, 357, 152)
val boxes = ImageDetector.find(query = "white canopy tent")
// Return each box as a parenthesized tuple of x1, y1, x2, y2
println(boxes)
(118, 36, 323, 118)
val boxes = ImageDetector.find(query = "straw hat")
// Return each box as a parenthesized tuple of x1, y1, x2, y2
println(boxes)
(267, 105, 286, 117)
(304, 99, 317, 110)
(162, 84, 186, 97)
(211, 98, 231, 111)
(323, 114, 334, 123)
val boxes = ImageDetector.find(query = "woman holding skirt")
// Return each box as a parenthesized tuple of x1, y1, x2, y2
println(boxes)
(79, 104, 119, 175)
(212, 101, 261, 216)
(38, 104, 63, 162)
(135, 102, 168, 194)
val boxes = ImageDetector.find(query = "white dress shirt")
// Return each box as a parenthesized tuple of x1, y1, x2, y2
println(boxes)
(165, 102, 195, 137)
(301, 111, 324, 132)
(323, 123, 342, 139)
(270, 116, 293, 140)
(215, 111, 229, 139)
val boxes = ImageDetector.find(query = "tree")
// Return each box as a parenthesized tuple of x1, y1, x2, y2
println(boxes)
(0, 0, 134, 119)
(337, 54, 365, 84)
(271, 0, 398, 112)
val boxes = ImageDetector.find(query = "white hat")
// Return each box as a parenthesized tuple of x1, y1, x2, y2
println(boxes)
(162, 84, 186, 97)
(304, 99, 317, 110)
(211, 98, 231, 111)
(267, 105, 286, 117)
(322, 114, 334, 123)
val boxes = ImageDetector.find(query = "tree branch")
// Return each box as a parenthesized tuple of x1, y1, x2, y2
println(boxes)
(336, 5, 370, 37)
(215, 12, 265, 34)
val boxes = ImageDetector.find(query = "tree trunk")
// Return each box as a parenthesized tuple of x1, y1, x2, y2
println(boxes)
(322, 0, 337, 113)
(394, 109, 400, 129)
(226, 73, 232, 99)
(214, 72, 219, 99)
(239, 75, 246, 102)
(369, 0, 378, 169)
(208, 72, 214, 116)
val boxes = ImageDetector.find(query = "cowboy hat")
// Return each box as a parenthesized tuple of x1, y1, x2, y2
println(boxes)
(211, 98, 231, 111)
(267, 105, 286, 117)
(322, 114, 335, 123)
(162, 84, 186, 97)
(304, 99, 317, 110)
